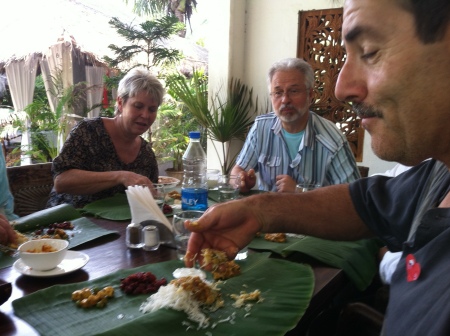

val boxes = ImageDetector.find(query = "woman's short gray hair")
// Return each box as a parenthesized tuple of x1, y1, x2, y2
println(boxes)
(115, 67, 165, 115)
(267, 58, 315, 91)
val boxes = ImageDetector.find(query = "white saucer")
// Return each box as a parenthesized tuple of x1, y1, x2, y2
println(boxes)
(13, 251, 90, 277)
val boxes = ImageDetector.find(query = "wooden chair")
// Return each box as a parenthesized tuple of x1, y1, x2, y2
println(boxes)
(335, 302, 384, 336)
(358, 166, 370, 178)
(6, 163, 53, 217)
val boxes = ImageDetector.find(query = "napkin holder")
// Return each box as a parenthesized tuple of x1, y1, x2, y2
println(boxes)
(126, 185, 175, 248)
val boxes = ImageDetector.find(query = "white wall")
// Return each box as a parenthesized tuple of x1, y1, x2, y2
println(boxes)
(205, 0, 398, 175)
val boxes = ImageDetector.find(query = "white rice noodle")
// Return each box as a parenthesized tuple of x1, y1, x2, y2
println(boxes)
(211, 312, 236, 329)
(140, 284, 209, 328)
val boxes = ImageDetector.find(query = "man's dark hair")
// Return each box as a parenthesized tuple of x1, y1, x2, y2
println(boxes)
(333, 0, 450, 43)
(397, 0, 449, 43)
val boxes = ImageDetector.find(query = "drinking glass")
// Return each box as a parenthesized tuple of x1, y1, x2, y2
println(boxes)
(296, 183, 321, 193)
(206, 169, 221, 190)
(218, 174, 241, 202)
(151, 183, 166, 209)
(172, 210, 204, 260)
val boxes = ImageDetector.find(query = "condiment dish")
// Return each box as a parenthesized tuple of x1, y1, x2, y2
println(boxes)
(18, 239, 69, 271)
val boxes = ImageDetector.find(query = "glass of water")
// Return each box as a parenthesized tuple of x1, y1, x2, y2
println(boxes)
(296, 183, 321, 193)
(172, 211, 204, 260)
(206, 169, 221, 190)
(151, 183, 166, 209)
(218, 174, 241, 202)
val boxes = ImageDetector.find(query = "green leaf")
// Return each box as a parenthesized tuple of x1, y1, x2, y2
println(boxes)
(249, 235, 383, 291)
(12, 204, 82, 231)
(167, 71, 259, 174)
(13, 253, 314, 336)
(80, 194, 131, 220)
(1, 214, 118, 269)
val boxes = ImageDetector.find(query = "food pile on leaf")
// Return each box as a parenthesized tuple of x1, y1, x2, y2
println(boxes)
(69, 248, 263, 330)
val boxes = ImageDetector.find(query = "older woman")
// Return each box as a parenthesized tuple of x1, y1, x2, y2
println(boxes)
(47, 68, 163, 208)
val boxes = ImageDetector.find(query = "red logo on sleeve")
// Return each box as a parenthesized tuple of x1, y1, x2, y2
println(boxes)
(406, 254, 421, 282)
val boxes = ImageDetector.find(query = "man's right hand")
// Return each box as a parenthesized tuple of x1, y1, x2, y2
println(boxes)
(238, 168, 257, 193)
(183, 198, 263, 267)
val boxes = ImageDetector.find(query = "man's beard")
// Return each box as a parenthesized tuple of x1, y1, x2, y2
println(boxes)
(277, 104, 303, 122)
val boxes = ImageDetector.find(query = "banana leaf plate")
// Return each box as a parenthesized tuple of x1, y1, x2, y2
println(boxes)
(249, 235, 383, 291)
(0, 204, 118, 269)
(80, 194, 132, 220)
(80, 193, 184, 220)
(13, 253, 314, 336)
(248, 234, 306, 256)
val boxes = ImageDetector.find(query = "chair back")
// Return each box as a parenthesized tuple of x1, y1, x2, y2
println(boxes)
(6, 163, 53, 217)
(358, 166, 370, 178)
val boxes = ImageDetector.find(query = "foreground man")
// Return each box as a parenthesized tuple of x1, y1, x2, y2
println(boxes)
(185, 0, 450, 335)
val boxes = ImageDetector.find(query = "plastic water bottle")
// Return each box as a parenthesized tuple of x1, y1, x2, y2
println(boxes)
(181, 131, 208, 211)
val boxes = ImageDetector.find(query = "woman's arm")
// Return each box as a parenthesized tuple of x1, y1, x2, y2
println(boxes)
(54, 169, 155, 195)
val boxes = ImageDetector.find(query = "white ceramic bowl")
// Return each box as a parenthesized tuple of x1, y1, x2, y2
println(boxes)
(18, 239, 69, 271)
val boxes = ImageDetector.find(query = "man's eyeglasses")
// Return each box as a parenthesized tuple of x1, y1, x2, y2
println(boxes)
(270, 88, 309, 100)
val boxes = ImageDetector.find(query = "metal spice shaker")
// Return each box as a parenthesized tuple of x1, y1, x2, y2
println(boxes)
(126, 223, 144, 248)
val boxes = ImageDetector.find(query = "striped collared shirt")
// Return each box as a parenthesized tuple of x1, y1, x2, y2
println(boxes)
(235, 112, 361, 191)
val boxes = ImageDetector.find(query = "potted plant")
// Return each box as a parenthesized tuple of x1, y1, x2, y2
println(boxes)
(167, 70, 259, 175)
(151, 96, 203, 179)
(9, 74, 93, 164)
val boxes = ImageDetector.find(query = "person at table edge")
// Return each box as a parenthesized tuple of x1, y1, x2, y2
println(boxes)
(47, 68, 162, 208)
(185, 0, 450, 335)
(232, 58, 360, 193)
(0, 149, 18, 246)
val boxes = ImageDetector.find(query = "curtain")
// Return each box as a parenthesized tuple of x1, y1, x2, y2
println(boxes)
(45, 42, 73, 93)
(43, 42, 74, 151)
(39, 58, 58, 113)
(85, 66, 105, 118)
(5, 54, 40, 165)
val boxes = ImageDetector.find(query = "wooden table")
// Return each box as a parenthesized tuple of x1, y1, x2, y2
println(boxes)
(0, 217, 347, 336)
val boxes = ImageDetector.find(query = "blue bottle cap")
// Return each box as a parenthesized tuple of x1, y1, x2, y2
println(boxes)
(189, 131, 201, 139)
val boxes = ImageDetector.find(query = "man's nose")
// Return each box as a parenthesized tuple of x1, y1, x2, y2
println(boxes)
(281, 93, 292, 102)
(335, 58, 368, 103)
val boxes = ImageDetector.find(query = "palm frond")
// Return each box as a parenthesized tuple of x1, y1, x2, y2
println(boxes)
(167, 70, 258, 174)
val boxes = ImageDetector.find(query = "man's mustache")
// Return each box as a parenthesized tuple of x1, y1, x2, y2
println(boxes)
(280, 104, 295, 111)
(353, 103, 383, 118)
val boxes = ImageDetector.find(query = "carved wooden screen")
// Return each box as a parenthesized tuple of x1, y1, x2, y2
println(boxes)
(297, 8, 364, 162)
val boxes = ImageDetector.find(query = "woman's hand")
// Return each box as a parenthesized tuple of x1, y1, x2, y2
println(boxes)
(120, 171, 155, 189)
